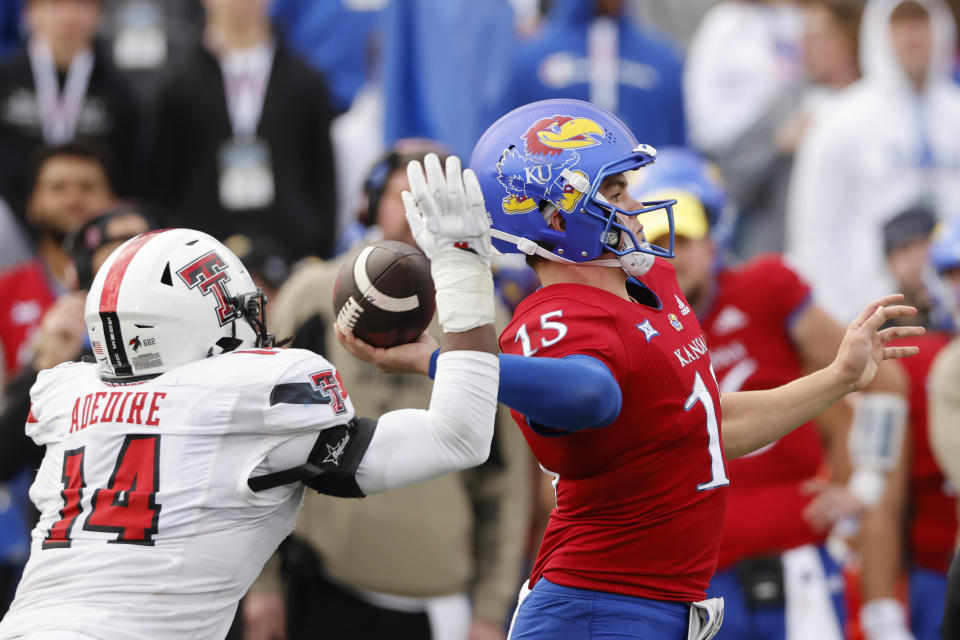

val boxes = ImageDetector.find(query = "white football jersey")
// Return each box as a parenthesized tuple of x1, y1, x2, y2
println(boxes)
(0, 348, 354, 640)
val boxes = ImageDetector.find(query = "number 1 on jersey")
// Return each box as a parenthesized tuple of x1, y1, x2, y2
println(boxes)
(44, 435, 162, 548)
(685, 372, 729, 491)
(43, 448, 86, 549)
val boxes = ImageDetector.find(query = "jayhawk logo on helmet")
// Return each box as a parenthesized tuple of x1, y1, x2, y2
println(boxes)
(471, 99, 676, 269)
(496, 114, 604, 216)
(524, 115, 604, 156)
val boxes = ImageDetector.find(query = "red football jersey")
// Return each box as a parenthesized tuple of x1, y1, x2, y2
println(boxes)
(500, 259, 729, 602)
(0, 259, 59, 378)
(700, 255, 826, 569)
(893, 332, 958, 573)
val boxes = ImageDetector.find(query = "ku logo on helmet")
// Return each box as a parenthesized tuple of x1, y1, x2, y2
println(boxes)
(177, 251, 237, 326)
(497, 114, 605, 216)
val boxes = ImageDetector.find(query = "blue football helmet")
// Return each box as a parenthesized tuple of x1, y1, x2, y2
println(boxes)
(628, 147, 735, 243)
(470, 99, 676, 276)
(927, 217, 960, 330)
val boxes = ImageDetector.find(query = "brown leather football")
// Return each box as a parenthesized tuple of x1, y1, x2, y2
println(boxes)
(333, 241, 436, 348)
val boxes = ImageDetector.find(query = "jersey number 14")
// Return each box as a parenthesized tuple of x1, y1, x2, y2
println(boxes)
(43, 434, 162, 549)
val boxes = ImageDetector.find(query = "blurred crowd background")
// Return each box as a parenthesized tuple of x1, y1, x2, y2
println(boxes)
(1, 0, 960, 639)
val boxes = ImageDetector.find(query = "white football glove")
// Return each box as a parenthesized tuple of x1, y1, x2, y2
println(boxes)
(403, 153, 495, 333)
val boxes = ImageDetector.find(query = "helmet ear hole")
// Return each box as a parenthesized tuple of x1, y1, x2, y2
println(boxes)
(539, 201, 565, 231)
(538, 199, 555, 224)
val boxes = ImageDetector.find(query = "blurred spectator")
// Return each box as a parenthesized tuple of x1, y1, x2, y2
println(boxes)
(927, 217, 960, 640)
(704, 0, 862, 258)
(0, 0, 141, 221)
(495, 0, 686, 148)
(150, 0, 338, 261)
(100, 0, 204, 106)
(0, 140, 114, 384)
(0, 196, 32, 272)
(0, 203, 153, 618)
(882, 204, 939, 328)
(685, 0, 804, 156)
(63, 200, 155, 288)
(244, 144, 531, 640)
(270, 0, 384, 114)
(335, 139, 451, 255)
(272, 0, 386, 237)
(857, 333, 957, 640)
(632, 148, 906, 640)
(800, 0, 864, 108)
(929, 217, 960, 497)
(382, 0, 517, 158)
(222, 232, 290, 302)
(786, 0, 960, 323)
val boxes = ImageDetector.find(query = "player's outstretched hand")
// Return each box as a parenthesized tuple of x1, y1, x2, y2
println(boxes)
(402, 153, 496, 334)
(402, 153, 492, 265)
(832, 294, 924, 393)
(335, 323, 439, 375)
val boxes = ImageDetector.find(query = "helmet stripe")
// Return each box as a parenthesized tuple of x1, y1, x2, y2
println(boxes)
(100, 311, 131, 375)
(98, 230, 166, 312)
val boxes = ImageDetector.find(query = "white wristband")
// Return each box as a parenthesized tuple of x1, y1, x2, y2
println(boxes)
(848, 468, 887, 507)
(430, 250, 496, 333)
(861, 599, 912, 640)
(850, 392, 908, 470)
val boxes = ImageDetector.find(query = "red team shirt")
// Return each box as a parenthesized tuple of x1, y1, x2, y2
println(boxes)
(699, 255, 826, 570)
(0, 259, 59, 378)
(891, 332, 958, 574)
(500, 259, 728, 602)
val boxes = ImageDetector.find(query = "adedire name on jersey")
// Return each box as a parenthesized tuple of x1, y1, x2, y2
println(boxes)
(66, 390, 167, 432)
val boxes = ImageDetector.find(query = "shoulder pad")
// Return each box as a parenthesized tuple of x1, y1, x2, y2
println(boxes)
(29, 361, 99, 444)
(160, 348, 353, 436)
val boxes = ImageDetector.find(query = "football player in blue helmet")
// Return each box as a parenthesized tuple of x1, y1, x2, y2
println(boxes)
(339, 99, 924, 640)
(469, 98, 677, 277)
(929, 216, 960, 640)
(628, 146, 736, 252)
(927, 218, 960, 331)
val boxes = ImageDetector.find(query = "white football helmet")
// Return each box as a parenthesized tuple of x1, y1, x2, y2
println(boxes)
(85, 228, 273, 381)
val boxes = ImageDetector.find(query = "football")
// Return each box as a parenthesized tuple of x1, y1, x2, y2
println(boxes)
(333, 240, 436, 348)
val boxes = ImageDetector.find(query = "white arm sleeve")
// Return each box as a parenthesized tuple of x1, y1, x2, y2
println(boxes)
(355, 350, 499, 494)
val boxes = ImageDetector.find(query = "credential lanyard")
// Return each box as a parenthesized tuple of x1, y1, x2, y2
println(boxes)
(219, 43, 275, 139)
(28, 37, 94, 145)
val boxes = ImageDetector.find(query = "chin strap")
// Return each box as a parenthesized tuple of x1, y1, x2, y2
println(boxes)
(490, 228, 576, 263)
(489, 228, 654, 277)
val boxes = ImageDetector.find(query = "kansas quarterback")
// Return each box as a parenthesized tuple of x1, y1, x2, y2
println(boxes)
(339, 99, 925, 640)
(0, 157, 500, 640)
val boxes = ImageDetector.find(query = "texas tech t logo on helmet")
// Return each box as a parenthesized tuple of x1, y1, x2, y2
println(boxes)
(176, 251, 237, 326)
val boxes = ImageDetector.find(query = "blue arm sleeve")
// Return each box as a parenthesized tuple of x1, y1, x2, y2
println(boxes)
(429, 349, 621, 432)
